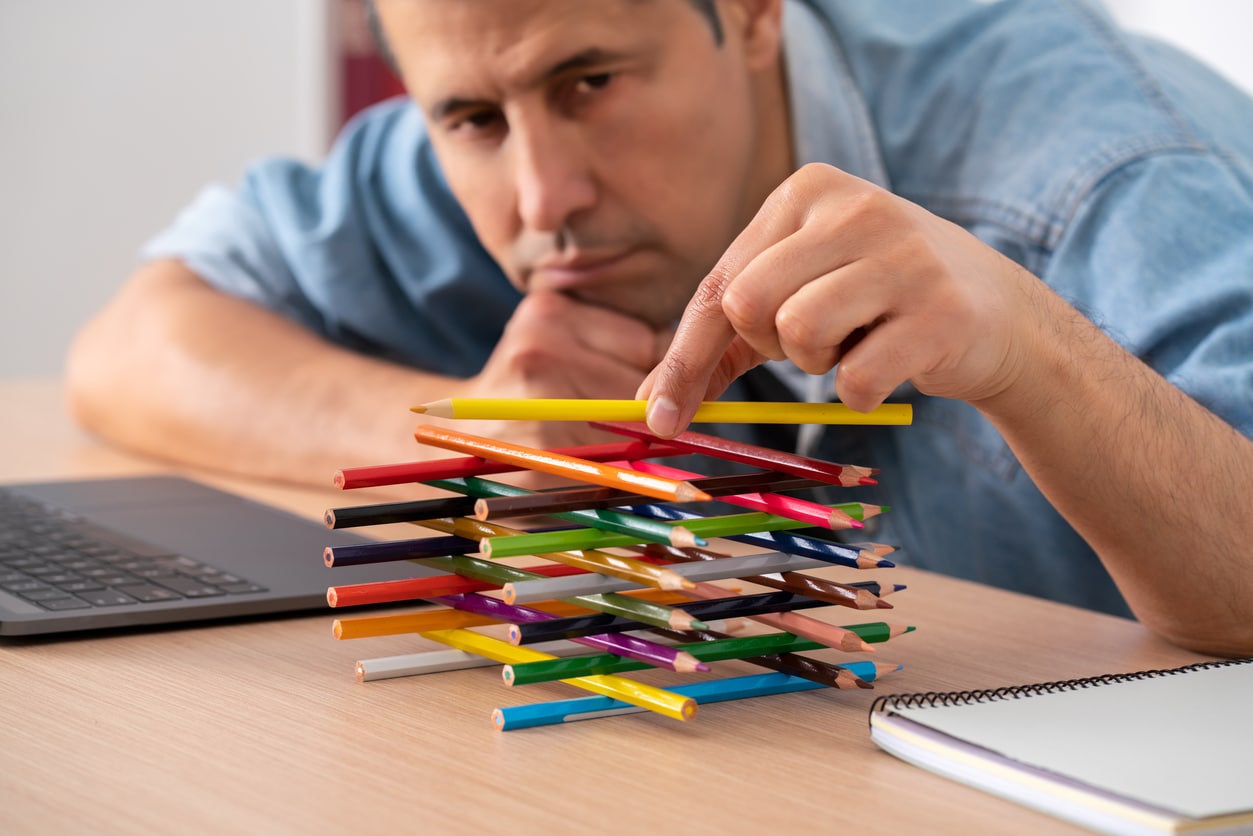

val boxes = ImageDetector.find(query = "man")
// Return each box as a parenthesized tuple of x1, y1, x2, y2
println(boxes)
(67, 0, 1253, 655)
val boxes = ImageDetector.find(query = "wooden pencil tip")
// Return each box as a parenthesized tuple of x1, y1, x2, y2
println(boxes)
(409, 405, 428, 414)
(875, 598, 894, 609)
(669, 526, 702, 550)
(675, 483, 712, 503)
(858, 477, 878, 486)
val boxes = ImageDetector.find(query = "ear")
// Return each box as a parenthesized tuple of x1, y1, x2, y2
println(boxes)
(724, 0, 784, 70)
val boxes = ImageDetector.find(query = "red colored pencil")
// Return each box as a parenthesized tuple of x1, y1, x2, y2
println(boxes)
(327, 562, 587, 608)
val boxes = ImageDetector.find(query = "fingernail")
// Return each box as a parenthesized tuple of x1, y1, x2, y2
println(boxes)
(646, 396, 682, 438)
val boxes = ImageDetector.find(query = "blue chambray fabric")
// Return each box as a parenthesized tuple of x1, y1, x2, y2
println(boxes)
(141, 0, 1253, 616)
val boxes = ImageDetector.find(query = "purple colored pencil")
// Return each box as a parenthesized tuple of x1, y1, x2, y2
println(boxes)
(432, 592, 708, 674)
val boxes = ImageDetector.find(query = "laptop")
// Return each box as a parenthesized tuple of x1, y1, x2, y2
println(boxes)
(0, 475, 437, 637)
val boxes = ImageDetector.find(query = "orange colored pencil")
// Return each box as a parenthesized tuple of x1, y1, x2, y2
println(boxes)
(413, 425, 711, 503)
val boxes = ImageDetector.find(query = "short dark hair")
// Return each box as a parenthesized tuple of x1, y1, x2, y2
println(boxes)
(364, 0, 724, 75)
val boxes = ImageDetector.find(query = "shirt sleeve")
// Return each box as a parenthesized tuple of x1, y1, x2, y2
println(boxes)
(1044, 149, 1253, 437)
(141, 97, 520, 378)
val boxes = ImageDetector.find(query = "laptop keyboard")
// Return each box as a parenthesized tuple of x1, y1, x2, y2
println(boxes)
(0, 488, 267, 611)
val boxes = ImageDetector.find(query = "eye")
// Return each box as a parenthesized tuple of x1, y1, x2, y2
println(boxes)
(448, 108, 505, 139)
(574, 72, 613, 94)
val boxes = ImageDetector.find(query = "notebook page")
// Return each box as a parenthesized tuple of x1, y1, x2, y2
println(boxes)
(890, 662, 1253, 819)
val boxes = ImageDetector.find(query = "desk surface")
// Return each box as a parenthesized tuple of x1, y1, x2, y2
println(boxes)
(0, 379, 1208, 835)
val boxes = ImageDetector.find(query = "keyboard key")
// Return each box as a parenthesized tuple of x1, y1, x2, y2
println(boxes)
(114, 584, 183, 603)
(76, 589, 139, 607)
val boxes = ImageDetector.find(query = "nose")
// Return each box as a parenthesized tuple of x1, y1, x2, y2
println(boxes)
(511, 116, 597, 234)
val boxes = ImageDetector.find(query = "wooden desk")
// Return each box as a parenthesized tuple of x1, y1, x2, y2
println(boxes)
(0, 379, 1208, 835)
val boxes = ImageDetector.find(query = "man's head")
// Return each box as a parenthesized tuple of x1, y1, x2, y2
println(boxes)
(371, 0, 791, 328)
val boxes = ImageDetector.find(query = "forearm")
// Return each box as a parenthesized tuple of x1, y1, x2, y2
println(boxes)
(976, 282, 1253, 656)
(66, 261, 452, 487)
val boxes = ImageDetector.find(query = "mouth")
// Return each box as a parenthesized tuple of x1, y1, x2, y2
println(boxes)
(525, 249, 638, 291)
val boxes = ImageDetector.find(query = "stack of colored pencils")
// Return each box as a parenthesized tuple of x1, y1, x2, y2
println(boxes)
(324, 399, 916, 731)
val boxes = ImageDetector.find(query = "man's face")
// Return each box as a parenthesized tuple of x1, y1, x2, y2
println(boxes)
(376, 0, 786, 328)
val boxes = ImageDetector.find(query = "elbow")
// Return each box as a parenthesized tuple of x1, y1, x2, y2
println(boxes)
(1146, 617, 1253, 660)
(63, 318, 115, 437)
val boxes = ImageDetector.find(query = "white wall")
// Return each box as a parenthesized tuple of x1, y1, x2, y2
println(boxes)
(0, 0, 334, 378)
(1, 1, 1251, 380)
(1105, 0, 1253, 96)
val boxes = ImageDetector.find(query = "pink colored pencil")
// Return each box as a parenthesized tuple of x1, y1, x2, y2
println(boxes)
(622, 459, 863, 531)
(591, 422, 877, 487)
(334, 439, 690, 490)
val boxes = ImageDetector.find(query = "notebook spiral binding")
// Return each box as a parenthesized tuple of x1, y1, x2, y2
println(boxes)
(867, 657, 1252, 723)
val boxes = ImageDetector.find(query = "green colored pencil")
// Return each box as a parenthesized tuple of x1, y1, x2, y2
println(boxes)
(504, 631, 825, 685)
(480, 507, 833, 558)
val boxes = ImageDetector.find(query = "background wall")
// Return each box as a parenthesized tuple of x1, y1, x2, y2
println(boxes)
(0, 0, 336, 379)
(1, 0, 1251, 379)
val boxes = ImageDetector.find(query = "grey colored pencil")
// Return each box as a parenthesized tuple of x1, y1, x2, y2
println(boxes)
(502, 550, 831, 604)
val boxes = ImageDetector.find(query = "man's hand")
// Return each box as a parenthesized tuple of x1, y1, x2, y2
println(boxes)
(639, 162, 1039, 437)
(443, 290, 672, 458)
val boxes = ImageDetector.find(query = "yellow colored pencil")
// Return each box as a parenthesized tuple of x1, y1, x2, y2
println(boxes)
(422, 628, 698, 722)
(413, 398, 913, 425)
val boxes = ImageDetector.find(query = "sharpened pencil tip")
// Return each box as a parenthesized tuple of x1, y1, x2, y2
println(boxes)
(690, 620, 710, 632)
(409, 405, 428, 414)
(875, 598, 894, 609)
(858, 477, 878, 486)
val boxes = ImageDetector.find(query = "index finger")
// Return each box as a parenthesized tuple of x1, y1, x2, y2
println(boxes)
(642, 196, 802, 437)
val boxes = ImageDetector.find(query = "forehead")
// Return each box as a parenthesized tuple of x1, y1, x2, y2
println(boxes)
(377, 0, 693, 103)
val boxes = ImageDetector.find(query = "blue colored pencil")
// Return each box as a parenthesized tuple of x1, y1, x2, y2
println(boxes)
(492, 663, 895, 730)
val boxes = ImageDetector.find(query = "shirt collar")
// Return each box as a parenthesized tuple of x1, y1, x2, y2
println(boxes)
(782, 0, 890, 190)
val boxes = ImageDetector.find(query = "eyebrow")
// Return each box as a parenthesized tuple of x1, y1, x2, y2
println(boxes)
(428, 47, 628, 123)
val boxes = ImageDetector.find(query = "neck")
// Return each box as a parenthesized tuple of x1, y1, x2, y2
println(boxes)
(743, 51, 795, 230)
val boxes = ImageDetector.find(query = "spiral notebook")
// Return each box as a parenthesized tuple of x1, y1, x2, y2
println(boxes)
(868, 659, 1253, 835)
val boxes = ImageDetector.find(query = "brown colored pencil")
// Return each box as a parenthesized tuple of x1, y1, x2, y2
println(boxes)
(472, 470, 824, 520)
(591, 422, 878, 486)
(333, 439, 690, 490)
(652, 624, 871, 690)
(633, 543, 891, 611)
(413, 425, 711, 503)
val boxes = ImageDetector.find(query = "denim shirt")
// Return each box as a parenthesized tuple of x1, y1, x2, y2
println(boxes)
(143, 0, 1253, 617)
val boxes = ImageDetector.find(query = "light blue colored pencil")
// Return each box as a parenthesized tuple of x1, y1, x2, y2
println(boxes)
(492, 662, 895, 730)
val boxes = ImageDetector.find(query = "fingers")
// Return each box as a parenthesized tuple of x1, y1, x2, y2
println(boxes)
(643, 178, 817, 436)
